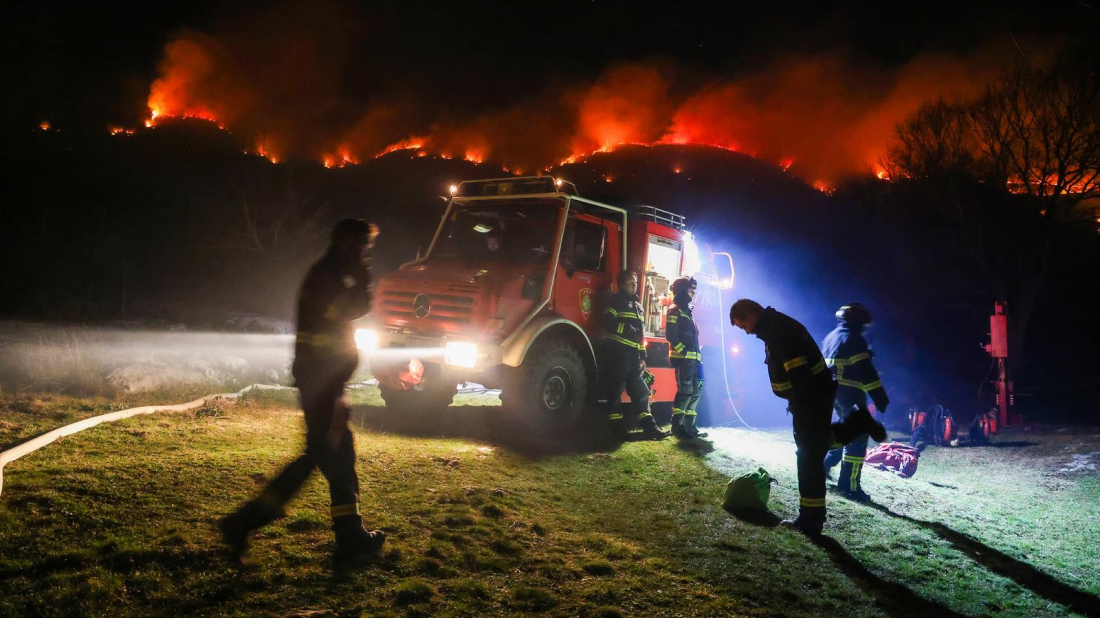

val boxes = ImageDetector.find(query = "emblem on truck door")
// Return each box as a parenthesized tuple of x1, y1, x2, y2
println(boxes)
(412, 294, 431, 318)
(579, 288, 594, 320)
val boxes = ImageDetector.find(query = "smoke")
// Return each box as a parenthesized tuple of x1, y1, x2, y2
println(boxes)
(142, 5, 1019, 184)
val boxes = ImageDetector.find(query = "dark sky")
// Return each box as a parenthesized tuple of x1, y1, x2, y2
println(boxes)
(7, 0, 1097, 130)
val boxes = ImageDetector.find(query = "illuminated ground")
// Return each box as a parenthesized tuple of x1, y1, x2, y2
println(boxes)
(1, 387, 1097, 617)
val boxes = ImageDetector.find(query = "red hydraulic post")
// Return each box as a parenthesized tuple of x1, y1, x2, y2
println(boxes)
(984, 301, 1012, 430)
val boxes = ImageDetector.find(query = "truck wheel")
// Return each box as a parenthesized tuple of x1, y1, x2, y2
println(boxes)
(379, 368, 456, 414)
(500, 342, 588, 429)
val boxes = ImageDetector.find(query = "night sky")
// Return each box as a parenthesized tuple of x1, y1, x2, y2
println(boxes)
(7, 0, 1096, 131)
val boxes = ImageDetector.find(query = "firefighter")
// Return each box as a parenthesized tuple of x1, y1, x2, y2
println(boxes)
(667, 276, 708, 440)
(730, 299, 886, 535)
(601, 270, 669, 440)
(220, 219, 385, 566)
(821, 303, 889, 502)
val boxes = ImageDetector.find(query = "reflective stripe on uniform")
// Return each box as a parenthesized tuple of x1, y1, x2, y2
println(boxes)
(783, 356, 807, 370)
(673, 342, 686, 353)
(606, 308, 618, 317)
(296, 332, 343, 349)
(667, 314, 679, 323)
(843, 455, 864, 463)
(637, 412, 653, 421)
(331, 503, 360, 519)
(811, 359, 827, 374)
(607, 413, 624, 420)
(671, 350, 701, 360)
(799, 497, 826, 508)
(616, 323, 625, 334)
(671, 408, 684, 416)
(827, 352, 871, 367)
(838, 377, 882, 392)
(684, 409, 697, 417)
(772, 381, 793, 391)
(608, 334, 644, 349)
(616, 312, 640, 319)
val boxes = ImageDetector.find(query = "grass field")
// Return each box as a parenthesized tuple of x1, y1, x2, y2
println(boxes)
(1, 387, 1097, 618)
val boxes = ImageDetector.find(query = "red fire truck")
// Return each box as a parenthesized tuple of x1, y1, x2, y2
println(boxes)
(363, 176, 735, 427)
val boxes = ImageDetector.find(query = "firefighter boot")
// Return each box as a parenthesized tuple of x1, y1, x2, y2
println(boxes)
(780, 512, 824, 536)
(670, 412, 690, 440)
(219, 500, 280, 565)
(848, 406, 887, 443)
(639, 415, 670, 440)
(333, 516, 386, 567)
(683, 414, 708, 439)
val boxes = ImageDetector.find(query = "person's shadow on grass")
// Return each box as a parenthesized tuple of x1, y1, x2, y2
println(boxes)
(869, 501, 1100, 618)
(723, 507, 968, 618)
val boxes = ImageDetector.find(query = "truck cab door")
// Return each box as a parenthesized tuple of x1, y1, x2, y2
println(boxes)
(553, 214, 619, 337)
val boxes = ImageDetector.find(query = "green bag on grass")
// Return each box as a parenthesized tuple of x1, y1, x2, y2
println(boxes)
(722, 467, 776, 511)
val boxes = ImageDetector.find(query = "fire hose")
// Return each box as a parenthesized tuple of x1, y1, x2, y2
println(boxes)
(0, 383, 291, 498)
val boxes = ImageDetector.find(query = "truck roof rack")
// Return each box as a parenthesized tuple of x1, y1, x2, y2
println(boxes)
(456, 176, 578, 197)
(631, 205, 685, 230)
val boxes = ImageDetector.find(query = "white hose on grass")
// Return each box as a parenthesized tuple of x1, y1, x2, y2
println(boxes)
(0, 383, 291, 498)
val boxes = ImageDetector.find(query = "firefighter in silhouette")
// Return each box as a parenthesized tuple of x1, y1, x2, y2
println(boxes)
(731, 299, 886, 535)
(821, 303, 889, 502)
(667, 276, 708, 440)
(601, 270, 669, 440)
(220, 219, 385, 566)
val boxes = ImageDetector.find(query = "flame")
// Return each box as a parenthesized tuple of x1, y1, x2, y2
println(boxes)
(780, 158, 794, 172)
(377, 137, 425, 158)
(812, 180, 833, 193)
(39, 121, 51, 131)
(109, 125, 136, 136)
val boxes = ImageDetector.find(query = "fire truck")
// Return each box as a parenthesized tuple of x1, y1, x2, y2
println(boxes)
(363, 176, 734, 427)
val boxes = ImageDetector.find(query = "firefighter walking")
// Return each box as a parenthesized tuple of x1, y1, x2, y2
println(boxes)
(220, 219, 385, 566)
(601, 270, 669, 440)
(667, 276, 708, 440)
(730, 299, 885, 535)
(821, 303, 889, 502)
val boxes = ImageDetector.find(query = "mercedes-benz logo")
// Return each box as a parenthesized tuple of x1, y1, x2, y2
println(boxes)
(412, 293, 431, 319)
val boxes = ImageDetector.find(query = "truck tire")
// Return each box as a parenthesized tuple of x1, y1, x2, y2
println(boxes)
(379, 367, 456, 415)
(499, 342, 588, 430)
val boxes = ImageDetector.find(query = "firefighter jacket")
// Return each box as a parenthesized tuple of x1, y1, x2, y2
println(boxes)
(753, 307, 833, 403)
(666, 295, 702, 362)
(603, 291, 646, 352)
(821, 323, 889, 411)
(292, 250, 373, 391)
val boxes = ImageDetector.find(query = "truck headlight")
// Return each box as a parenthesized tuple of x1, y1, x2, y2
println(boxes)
(354, 328, 379, 352)
(444, 341, 478, 368)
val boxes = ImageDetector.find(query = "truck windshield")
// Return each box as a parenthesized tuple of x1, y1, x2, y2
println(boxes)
(431, 201, 560, 265)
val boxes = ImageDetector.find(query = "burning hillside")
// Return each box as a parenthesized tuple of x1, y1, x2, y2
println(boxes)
(132, 23, 1019, 188)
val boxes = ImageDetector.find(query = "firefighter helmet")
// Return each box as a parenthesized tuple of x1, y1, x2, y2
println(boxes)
(836, 303, 873, 325)
(670, 276, 697, 296)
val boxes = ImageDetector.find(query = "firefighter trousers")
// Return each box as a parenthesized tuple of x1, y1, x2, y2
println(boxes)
(672, 359, 702, 421)
(823, 394, 871, 491)
(602, 344, 652, 426)
(251, 383, 362, 525)
(790, 387, 864, 522)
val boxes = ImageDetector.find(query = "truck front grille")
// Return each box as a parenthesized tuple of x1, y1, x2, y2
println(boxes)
(381, 289, 476, 327)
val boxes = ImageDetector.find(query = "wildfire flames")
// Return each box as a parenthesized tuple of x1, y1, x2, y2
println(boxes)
(122, 27, 1042, 193)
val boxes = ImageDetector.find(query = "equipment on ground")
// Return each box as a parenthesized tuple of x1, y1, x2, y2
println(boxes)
(722, 467, 776, 511)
